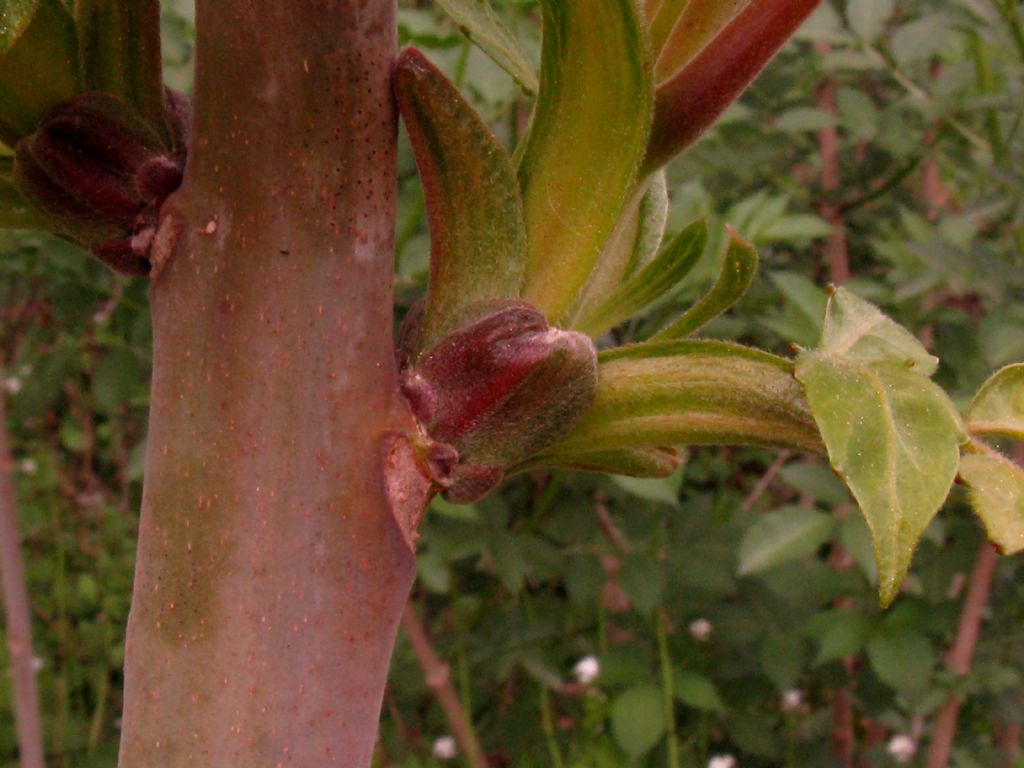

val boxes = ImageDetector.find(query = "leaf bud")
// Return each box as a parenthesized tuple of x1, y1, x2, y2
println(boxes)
(400, 301, 598, 500)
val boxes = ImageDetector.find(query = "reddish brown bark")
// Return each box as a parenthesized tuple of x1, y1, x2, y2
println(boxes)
(117, 2, 423, 765)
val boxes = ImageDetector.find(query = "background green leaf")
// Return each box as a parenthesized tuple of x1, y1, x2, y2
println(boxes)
(432, 0, 538, 94)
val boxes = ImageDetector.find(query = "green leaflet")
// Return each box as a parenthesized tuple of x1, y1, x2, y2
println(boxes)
(518, 0, 653, 322)
(572, 219, 706, 338)
(433, 0, 538, 95)
(651, 226, 757, 340)
(75, 0, 166, 140)
(652, 0, 747, 82)
(959, 441, 1024, 555)
(0, 0, 78, 145)
(795, 289, 964, 606)
(394, 49, 527, 349)
(965, 363, 1024, 440)
(818, 286, 939, 374)
(546, 340, 823, 458)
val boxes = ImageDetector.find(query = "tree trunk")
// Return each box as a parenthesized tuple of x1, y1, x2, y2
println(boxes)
(118, 2, 421, 764)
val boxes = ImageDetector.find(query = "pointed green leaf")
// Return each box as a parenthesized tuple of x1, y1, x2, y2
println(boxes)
(572, 219, 706, 338)
(518, 0, 653, 322)
(651, 226, 757, 340)
(965, 363, 1024, 440)
(644, 0, 822, 173)
(547, 340, 823, 457)
(75, 0, 166, 139)
(737, 506, 835, 576)
(394, 48, 527, 349)
(959, 441, 1024, 555)
(0, 0, 78, 145)
(818, 287, 938, 374)
(795, 291, 964, 606)
(652, 0, 747, 81)
(433, 0, 538, 95)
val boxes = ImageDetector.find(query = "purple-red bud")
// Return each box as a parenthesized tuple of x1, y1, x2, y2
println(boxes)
(399, 301, 598, 496)
(11, 91, 190, 275)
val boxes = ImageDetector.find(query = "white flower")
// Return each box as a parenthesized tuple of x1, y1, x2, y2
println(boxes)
(432, 736, 457, 760)
(3, 377, 22, 395)
(781, 689, 803, 711)
(30, 656, 44, 672)
(573, 655, 600, 685)
(887, 734, 916, 763)
(708, 754, 737, 768)
(18, 458, 38, 476)
(689, 618, 713, 641)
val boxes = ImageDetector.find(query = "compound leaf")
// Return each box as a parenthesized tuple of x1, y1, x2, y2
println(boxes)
(795, 288, 964, 606)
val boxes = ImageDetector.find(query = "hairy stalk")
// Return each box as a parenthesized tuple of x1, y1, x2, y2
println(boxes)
(117, 2, 423, 765)
(0, 383, 46, 768)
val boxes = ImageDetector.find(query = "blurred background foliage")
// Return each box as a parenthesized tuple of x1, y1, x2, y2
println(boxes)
(2, 0, 1024, 766)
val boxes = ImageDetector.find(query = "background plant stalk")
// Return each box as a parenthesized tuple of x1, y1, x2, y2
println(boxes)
(116, 1, 419, 764)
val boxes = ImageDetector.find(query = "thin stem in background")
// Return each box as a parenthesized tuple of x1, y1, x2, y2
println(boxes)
(539, 685, 566, 768)
(924, 542, 1001, 768)
(740, 450, 791, 512)
(656, 610, 681, 768)
(0, 380, 46, 768)
(401, 603, 489, 768)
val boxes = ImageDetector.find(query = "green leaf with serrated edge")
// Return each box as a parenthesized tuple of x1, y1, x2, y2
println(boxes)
(394, 49, 527, 350)
(0, 0, 78, 145)
(433, 0, 538, 95)
(528, 445, 681, 478)
(818, 287, 939, 375)
(626, 170, 669, 275)
(959, 441, 1024, 555)
(737, 506, 835, 576)
(518, 0, 652, 322)
(573, 219, 706, 338)
(75, 0, 166, 140)
(795, 355, 962, 606)
(965, 363, 1024, 440)
(651, 226, 757, 340)
(644, 0, 823, 174)
(652, 0, 747, 82)
(545, 340, 823, 458)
